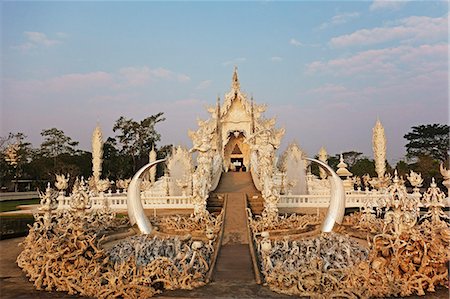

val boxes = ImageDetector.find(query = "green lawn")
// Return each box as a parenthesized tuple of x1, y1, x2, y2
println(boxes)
(0, 199, 40, 213)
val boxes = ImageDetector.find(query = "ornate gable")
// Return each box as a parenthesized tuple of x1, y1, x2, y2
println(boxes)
(221, 67, 266, 121)
(188, 68, 285, 167)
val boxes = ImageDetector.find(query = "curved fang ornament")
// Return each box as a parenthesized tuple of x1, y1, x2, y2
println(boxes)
(306, 157, 346, 233)
(127, 159, 166, 234)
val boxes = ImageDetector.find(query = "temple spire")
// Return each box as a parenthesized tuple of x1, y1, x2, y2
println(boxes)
(231, 66, 240, 91)
(250, 95, 255, 134)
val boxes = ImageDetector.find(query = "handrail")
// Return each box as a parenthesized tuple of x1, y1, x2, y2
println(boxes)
(206, 194, 227, 283)
(245, 195, 262, 284)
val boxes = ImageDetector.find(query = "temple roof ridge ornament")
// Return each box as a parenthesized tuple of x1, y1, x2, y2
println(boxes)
(231, 66, 240, 91)
(221, 68, 266, 120)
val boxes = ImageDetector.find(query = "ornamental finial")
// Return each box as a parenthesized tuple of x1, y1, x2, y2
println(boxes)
(232, 66, 240, 91)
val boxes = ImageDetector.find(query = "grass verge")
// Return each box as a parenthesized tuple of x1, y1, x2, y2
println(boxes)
(0, 199, 40, 213)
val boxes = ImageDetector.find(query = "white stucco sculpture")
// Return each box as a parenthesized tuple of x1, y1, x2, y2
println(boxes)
(318, 146, 328, 180)
(127, 159, 166, 234)
(278, 142, 308, 195)
(306, 158, 346, 232)
(372, 119, 386, 179)
(92, 124, 103, 184)
(149, 145, 157, 184)
(167, 146, 193, 196)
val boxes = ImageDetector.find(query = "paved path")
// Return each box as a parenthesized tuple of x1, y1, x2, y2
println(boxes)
(211, 172, 258, 283)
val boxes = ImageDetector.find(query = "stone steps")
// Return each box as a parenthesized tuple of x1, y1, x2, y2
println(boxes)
(213, 172, 259, 194)
(247, 194, 264, 215)
(208, 172, 264, 215)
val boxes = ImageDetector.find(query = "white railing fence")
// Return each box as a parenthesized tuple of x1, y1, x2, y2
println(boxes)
(57, 192, 194, 211)
(278, 191, 442, 209)
(54, 189, 448, 212)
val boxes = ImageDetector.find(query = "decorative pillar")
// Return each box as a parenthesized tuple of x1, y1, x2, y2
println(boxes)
(372, 119, 386, 179)
(149, 145, 157, 183)
(318, 146, 328, 179)
(92, 125, 103, 184)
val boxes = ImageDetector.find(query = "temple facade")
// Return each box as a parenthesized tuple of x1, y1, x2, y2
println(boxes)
(188, 67, 285, 172)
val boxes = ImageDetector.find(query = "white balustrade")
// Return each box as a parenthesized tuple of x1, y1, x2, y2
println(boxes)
(278, 191, 449, 209)
(279, 191, 386, 209)
(57, 194, 193, 211)
(55, 189, 448, 212)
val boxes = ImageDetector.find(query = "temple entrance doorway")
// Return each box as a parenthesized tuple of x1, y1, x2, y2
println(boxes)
(224, 132, 250, 172)
(230, 157, 245, 172)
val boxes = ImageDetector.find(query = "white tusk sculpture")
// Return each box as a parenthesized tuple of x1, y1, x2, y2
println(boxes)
(127, 159, 166, 234)
(306, 157, 346, 233)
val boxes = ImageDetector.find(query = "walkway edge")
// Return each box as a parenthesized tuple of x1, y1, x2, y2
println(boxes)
(205, 195, 227, 283)
(245, 196, 262, 285)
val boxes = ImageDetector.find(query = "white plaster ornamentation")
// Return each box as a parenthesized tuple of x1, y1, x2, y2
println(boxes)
(420, 178, 449, 225)
(38, 183, 58, 229)
(190, 135, 214, 218)
(167, 146, 193, 196)
(383, 171, 419, 236)
(39, 182, 58, 212)
(407, 170, 423, 198)
(278, 142, 308, 195)
(91, 124, 103, 187)
(149, 145, 157, 183)
(372, 119, 386, 179)
(55, 173, 69, 192)
(186, 67, 284, 220)
(70, 177, 91, 216)
(318, 146, 328, 180)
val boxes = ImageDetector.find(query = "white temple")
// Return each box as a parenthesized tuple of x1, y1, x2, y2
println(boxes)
(52, 68, 449, 214)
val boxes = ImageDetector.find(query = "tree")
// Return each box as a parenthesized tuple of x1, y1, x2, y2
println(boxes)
(404, 124, 449, 162)
(102, 137, 133, 180)
(40, 128, 79, 166)
(113, 113, 165, 171)
(350, 158, 376, 178)
(412, 155, 442, 187)
(342, 151, 363, 168)
(0, 132, 33, 190)
(395, 160, 410, 179)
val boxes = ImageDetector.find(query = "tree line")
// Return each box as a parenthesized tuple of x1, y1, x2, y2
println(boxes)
(312, 124, 449, 189)
(1, 119, 448, 192)
(0, 113, 171, 191)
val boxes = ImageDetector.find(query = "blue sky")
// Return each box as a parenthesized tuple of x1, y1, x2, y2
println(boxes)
(1, 0, 448, 164)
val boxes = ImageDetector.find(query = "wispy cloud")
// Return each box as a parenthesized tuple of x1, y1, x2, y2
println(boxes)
(318, 12, 360, 30)
(4, 66, 192, 98)
(271, 56, 283, 62)
(151, 67, 190, 82)
(370, 0, 411, 11)
(329, 15, 447, 48)
(12, 31, 64, 51)
(55, 32, 69, 39)
(289, 38, 302, 47)
(195, 80, 212, 90)
(118, 67, 152, 87)
(222, 57, 247, 67)
(117, 66, 190, 87)
(307, 43, 447, 77)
